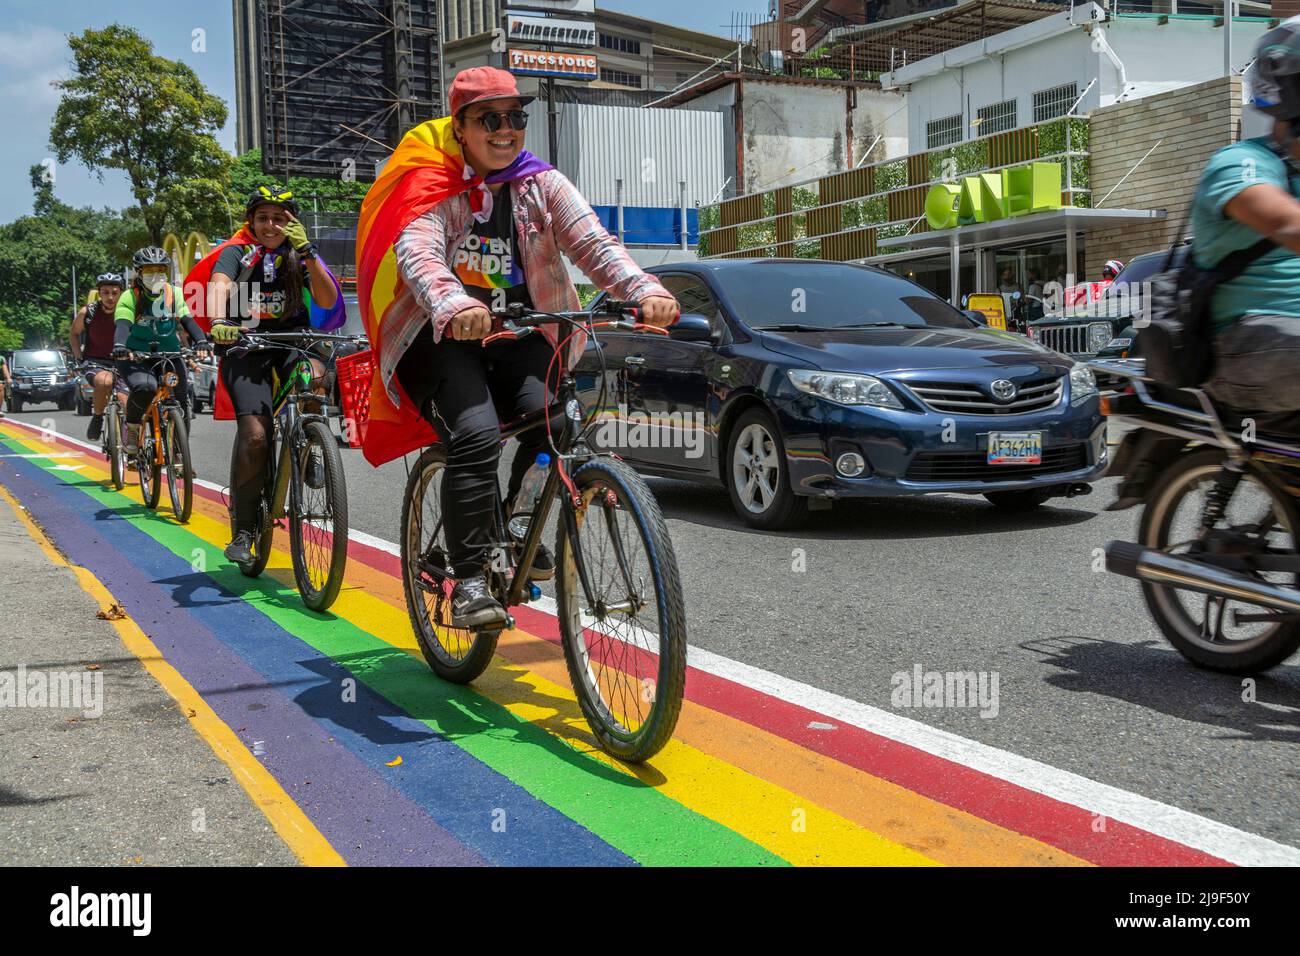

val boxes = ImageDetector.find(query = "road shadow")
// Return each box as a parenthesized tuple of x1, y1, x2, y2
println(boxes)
(0, 784, 83, 808)
(294, 646, 666, 788)
(644, 475, 1101, 541)
(153, 571, 244, 609)
(1023, 634, 1300, 743)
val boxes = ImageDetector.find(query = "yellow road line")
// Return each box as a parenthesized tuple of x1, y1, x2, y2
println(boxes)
(0, 480, 345, 867)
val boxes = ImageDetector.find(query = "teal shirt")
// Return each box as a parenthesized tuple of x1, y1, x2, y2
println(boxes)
(116, 285, 190, 352)
(1191, 137, 1300, 331)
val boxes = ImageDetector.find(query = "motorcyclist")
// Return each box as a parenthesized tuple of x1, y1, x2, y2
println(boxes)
(1192, 18, 1300, 415)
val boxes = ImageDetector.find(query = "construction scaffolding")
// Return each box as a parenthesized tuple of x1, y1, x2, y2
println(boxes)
(259, 0, 443, 181)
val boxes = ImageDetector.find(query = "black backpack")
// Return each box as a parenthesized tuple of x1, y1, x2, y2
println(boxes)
(1140, 232, 1277, 388)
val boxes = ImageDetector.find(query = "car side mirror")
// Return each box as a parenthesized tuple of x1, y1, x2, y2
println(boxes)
(668, 313, 714, 343)
(963, 310, 988, 327)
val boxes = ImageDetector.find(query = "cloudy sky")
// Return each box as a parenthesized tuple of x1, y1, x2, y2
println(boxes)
(0, 0, 767, 223)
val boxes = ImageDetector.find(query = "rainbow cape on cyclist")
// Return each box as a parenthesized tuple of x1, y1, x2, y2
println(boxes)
(184, 226, 346, 419)
(355, 114, 552, 466)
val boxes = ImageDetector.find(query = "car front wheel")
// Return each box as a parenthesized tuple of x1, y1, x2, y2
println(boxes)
(725, 407, 808, 530)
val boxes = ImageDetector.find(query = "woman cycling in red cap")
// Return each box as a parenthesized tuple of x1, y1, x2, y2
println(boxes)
(375, 66, 679, 628)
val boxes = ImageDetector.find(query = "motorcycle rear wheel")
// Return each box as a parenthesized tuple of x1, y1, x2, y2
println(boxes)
(1140, 447, 1300, 673)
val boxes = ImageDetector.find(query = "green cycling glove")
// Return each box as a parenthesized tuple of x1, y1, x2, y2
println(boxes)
(211, 323, 242, 345)
(282, 219, 317, 259)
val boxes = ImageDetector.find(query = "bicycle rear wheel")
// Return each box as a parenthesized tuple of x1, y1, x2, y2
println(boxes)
(555, 456, 686, 762)
(289, 420, 349, 611)
(162, 406, 193, 523)
(401, 445, 500, 683)
(105, 403, 125, 491)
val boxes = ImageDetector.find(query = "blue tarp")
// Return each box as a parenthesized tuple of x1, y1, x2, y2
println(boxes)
(592, 206, 698, 246)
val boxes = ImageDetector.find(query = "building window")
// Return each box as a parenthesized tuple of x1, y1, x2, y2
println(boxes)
(926, 113, 963, 149)
(600, 68, 642, 88)
(975, 99, 1017, 137)
(599, 32, 642, 55)
(1033, 83, 1079, 122)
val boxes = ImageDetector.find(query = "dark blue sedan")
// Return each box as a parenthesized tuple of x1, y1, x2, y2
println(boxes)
(576, 259, 1106, 528)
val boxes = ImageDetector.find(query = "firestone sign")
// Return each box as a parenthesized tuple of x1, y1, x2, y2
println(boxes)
(924, 162, 1064, 230)
(508, 48, 598, 80)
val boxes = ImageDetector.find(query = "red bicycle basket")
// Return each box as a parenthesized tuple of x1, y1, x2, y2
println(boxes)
(335, 348, 374, 449)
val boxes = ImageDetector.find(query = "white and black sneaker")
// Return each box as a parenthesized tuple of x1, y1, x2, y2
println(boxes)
(451, 574, 507, 629)
(528, 543, 555, 582)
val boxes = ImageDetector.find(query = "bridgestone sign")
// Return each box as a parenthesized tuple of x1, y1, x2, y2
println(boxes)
(507, 13, 595, 48)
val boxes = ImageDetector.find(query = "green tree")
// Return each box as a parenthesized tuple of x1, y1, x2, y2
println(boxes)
(0, 167, 128, 348)
(49, 25, 231, 245)
(228, 149, 369, 217)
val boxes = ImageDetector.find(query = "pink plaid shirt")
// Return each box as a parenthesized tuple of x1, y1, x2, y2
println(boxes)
(386, 168, 668, 406)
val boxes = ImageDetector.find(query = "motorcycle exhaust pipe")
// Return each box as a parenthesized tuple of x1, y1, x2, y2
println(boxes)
(1105, 541, 1300, 614)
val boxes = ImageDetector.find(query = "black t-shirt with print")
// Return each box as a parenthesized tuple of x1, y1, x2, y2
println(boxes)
(451, 184, 534, 312)
(214, 244, 309, 327)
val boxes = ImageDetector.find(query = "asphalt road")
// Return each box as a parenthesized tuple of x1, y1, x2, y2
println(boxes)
(12, 401, 1300, 849)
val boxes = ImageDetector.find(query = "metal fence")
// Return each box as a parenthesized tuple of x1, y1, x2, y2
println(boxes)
(698, 114, 1091, 261)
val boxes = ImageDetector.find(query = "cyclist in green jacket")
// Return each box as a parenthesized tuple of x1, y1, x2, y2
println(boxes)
(111, 246, 211, 453)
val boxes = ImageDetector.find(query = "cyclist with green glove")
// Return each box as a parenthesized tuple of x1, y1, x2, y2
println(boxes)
(207, 187, 342, 565)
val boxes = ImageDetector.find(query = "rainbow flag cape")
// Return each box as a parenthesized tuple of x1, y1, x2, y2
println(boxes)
(355, 115, 551, 466)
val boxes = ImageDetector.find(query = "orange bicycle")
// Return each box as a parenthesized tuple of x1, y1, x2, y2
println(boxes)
(129, 348, 197, 523)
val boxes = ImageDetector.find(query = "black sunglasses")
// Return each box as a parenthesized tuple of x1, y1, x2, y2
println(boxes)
(472, 109, 528, 133)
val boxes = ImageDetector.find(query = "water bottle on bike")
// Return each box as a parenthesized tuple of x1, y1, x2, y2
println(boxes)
(508, 452, 550, 540)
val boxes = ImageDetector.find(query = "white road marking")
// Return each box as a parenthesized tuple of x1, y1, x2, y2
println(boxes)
(8, 417, 1299, 866)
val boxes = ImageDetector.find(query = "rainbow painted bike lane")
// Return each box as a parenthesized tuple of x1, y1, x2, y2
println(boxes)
(2, 416, 1295, 867)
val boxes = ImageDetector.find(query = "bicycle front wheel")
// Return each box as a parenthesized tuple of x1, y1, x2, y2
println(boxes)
(289, 420, 349, 611)
(162, 406, 193, 523)
(555, 456, 686, 763)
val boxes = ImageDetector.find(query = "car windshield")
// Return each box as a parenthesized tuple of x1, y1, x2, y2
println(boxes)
(12, 350, 65, 371)
(710, 262, 972, 331)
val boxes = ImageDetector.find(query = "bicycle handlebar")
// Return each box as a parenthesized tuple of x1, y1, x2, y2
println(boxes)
(481, 302, 671, 347)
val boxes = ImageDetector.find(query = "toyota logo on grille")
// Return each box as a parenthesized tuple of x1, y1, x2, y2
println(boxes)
(991, 380, 1017, 401)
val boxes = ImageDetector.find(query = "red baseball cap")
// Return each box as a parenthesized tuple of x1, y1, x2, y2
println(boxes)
(449, 66, 535, 118)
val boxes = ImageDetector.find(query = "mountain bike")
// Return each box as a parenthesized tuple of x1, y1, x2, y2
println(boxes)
(226, 330, 365, 612)
(127, 349, 197, 523)
(400, 301, 688, 762)
(77, 360, 130, 490)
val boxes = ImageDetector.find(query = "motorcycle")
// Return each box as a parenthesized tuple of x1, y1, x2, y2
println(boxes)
(1092, 357, 1300, 673)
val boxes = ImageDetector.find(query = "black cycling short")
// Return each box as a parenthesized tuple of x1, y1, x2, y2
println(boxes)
(219, 347, 302, 418)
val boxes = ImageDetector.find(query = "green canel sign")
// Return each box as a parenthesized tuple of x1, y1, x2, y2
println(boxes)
(924, 162, 1063, 230)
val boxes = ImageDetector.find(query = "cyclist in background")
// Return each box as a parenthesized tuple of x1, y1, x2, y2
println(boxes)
(203, 186, 343, 565)
(0, 352, 10, 418)
(70, 272, 127, 441)
(112, 247, 211, 453)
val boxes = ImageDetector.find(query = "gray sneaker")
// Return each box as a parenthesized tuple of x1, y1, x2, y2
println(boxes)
(224, 531, 256, 565)
(450, 574, 507, 629)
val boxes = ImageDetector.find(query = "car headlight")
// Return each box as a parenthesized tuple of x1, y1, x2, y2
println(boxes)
(1069, 364, 1098, 403)
(1087, 322, 1112, 353)
(787, 369, 903, 409)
